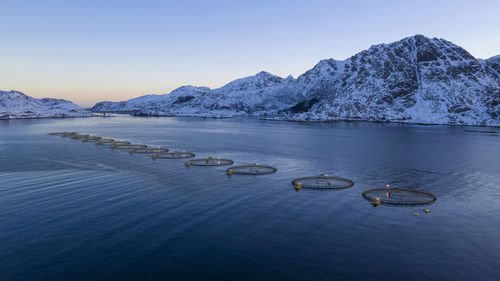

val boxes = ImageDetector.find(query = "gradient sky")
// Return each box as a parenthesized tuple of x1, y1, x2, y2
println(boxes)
(2, 0, 499, 107)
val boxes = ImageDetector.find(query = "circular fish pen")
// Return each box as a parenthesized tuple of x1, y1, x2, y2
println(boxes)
(152, 152, 195, 159)
(130, 148, 169, 154)
(464, 129, 498, 134)
(96, 140, 129, 146)
(81, 136, 102, 142)
(227, 164, 277, 175)
(362, 188, 436, 206)
(95, 138, 114, 143)
(70, 134, 90, 140)
(291, 176, 354, 190)
(185, 157, 233, 167)
(49, 132, 76, 137)
(111, 144, 148, 150)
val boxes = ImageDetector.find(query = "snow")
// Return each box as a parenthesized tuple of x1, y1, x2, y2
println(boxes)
(93, 73, 301, 117)
(90, 35, 500, 126)
(0, 91, 95, 119)
(489, 55, 500, 61)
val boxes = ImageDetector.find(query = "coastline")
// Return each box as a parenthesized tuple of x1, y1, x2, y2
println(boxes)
(90, 110, 500, 128)
(0, 112, 103, 120)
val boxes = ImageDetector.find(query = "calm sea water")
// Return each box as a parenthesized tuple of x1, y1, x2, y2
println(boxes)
(1, 116, 500, 281)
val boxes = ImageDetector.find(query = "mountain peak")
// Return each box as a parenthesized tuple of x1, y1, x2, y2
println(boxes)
(0, 91, 91, 119)
(89, 35, 500, 126)
(359, 34, 476, 63)
(255, 71, 274, 77)
(217, 71, 284, 92)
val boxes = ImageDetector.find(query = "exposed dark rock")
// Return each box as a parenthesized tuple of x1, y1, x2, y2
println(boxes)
(173, 95, 195, 104)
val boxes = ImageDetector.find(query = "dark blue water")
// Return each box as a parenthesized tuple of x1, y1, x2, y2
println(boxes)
(1, 116, 500, 281)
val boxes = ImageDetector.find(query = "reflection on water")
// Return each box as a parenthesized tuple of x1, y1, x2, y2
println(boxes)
(1, 116, 500, 280)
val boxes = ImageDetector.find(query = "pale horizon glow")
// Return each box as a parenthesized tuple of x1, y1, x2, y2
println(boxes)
(2, 0, 499, 107)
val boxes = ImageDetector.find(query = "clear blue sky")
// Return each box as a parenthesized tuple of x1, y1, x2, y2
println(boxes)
(1, 0, 499, 107)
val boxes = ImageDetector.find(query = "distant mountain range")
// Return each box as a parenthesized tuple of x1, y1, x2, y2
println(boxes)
(2, 35, 499, 125)
(91, 35, 500, 126)
(0, 90, 93, 119)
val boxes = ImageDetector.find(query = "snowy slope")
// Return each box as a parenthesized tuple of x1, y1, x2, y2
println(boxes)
(0, 91, 94, 119)
(290, 35, 500, 126)
(93, 72, 301, 117)
(92, 35, 500, 126)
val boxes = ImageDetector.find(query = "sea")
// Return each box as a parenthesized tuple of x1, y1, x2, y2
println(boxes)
(1, 115, 500, 280)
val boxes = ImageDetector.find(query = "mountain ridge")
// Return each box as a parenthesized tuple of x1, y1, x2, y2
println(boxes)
(0, 90, 94, 119)
(91, 34, 500, 126)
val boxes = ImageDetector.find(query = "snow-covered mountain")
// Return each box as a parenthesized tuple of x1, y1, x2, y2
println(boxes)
(92, 35, 500, 126)
(290, 35, 500, 126)
(0, 91, 94, 119)
(92, 72, 299, 117)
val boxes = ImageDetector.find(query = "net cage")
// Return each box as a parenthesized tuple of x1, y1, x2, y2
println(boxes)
(152, 151, 195, 159)
(94, 138, 114, 144)
(81, 136, 102, 142)
(185, 157, 234, 166)
(463, 129, 498, 134)
(70, 134, 90, 139)
(291, 176, 354, 190)
(129, 148, 169, 154)
(111, 144, 148, 150)
(49, 132, 76, 137)
(362, 188, 436, 206)
(96, 140, 129, 146)
(227, 164, 277, 175)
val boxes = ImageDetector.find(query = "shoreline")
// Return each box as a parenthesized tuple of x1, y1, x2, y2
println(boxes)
(0, 113, 105, 121)
(8, 110, 500, 129)
(94, 111, 500, 128)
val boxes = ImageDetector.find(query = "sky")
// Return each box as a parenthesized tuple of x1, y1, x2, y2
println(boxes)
(1, 0, 499, 107)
